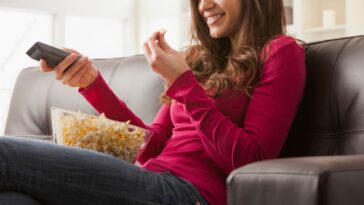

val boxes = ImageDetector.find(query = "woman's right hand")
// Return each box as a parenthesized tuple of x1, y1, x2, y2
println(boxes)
(39, 48, 98, 88)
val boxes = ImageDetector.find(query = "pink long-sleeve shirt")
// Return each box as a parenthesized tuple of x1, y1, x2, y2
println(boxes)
(79, 35, 306, 205)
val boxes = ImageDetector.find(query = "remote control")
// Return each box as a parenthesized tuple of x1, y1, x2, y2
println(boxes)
(26, 42, 80, 68)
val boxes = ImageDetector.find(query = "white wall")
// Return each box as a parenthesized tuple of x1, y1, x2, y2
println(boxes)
(0, 0, 190, 135)
(346, 0, 364, 36)
(137, 0, 190, 52)
(0, 0, 133, 18)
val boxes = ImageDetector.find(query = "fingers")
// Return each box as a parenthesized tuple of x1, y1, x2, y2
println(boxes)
(143, 41, 152, 63)
(61, 56, 90, 83)
(65, 60, 93, 87)
(147, 31, 164, 56)
(143, 30, 176, 71)
(39, 59, 53, 72)
(144, 31, 162, 68)
(39, 46, 96, 88)
(39, 47, 82, 73)
(62, 47, 83, 56)
(54, 54, 79, 80)
(158, 30, 175, 53)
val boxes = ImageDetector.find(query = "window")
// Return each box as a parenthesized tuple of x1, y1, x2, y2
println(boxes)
(65, 16, 127, 58)
(0, 0, 135, 134)
(0, 10, 52, 90)
(0, 10, 52, 134)
(0, 0, 189, 134)
(137, 0, 190, 53)
(139, 17, 181, 50)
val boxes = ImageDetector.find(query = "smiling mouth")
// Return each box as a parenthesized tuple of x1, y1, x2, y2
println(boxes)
(206, 14, 225, 26)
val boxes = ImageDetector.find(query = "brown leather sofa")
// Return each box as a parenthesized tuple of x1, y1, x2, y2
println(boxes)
(3, 35, 364, 205)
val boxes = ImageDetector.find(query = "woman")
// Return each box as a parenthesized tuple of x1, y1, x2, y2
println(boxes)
(0, 0, 306, 204)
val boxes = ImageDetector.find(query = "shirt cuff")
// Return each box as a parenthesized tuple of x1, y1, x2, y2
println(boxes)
(166, 70, 205, 103)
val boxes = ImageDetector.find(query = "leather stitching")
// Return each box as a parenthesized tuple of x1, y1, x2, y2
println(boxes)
(329, 38, 351, 133)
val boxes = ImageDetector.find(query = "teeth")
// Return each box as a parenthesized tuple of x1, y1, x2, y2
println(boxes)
(207, 14, 223, 25)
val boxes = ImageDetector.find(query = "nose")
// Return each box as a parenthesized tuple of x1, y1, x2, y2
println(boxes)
(198, 0, 215, 13)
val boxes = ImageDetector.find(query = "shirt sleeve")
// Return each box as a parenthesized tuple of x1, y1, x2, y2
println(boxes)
(165, 42, 306, 174)
(79, 73, 173, 163)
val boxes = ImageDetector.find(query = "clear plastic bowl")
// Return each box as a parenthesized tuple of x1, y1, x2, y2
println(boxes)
(51, 107, 150, 163)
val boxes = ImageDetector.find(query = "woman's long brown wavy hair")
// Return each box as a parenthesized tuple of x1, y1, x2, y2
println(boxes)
(161, 0, 287, 103)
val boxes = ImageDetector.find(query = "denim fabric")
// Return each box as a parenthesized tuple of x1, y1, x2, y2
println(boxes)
(0, 192, 42, 205)
(0, 137, 209, 205)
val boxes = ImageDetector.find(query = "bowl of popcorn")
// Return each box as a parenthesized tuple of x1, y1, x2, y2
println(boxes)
(51, 107, 150, 163)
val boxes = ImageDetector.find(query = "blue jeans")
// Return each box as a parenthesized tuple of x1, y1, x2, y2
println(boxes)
(0, 137, 209, 205)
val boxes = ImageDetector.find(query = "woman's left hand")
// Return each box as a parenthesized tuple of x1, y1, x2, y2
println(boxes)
(143, 30, 190, 85)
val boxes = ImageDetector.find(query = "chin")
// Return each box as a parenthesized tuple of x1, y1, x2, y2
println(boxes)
(209, 30, 224, 39)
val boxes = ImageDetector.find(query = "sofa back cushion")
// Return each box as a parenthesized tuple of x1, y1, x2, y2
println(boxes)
(5, 55, 163, 136)
(6, 36, 364, 157)
(281, 36, 364, 157)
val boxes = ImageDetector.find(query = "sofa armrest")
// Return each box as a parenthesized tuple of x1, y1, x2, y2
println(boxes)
(227, 155, 364, 205)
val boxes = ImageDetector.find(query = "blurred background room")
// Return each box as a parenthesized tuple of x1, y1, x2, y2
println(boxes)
(1, 0, 364, 134)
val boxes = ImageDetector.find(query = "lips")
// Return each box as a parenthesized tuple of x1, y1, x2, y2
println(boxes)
(206, 13, 225, 26)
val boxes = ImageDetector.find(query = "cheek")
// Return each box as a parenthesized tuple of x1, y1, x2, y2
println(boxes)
(228, 8, 242, 28)
(230, 5, 242, 21)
